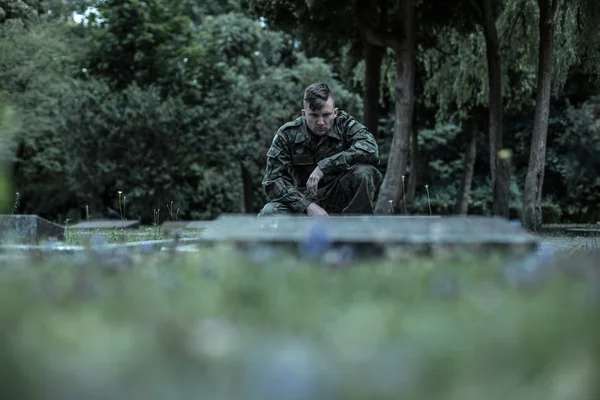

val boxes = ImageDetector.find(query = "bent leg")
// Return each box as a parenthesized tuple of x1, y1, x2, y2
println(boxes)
(318, 164, 382, 214)
(257, 201, 297, 217)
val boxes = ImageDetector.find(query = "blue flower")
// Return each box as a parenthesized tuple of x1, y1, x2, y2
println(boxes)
(299, 224, 332, 260)
(139, 242, 155, 254)
(90, 234, 107, 248)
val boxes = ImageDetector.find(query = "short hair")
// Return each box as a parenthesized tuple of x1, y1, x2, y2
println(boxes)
(303, 82, 335, 111)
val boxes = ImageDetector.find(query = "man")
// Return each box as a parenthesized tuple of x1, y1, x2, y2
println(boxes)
(258, 82, 381, 217)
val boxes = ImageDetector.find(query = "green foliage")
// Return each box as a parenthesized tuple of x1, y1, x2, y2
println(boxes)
(0, 20, 84, 217)
(420, 0, 599, 121)
(194, 165, 244, 219)
(181, 0, 241, 24)
(420, 11, 541, 121)
(85, 0, 197, 92)
(568, 0, 600, 81)
(57, 79, 235, 221)
(63, 7, 235, 219)
(241, 0, 365, 94)
(0, 0, 88, 23)
(0, 0, 47, 23)
(552, 96, 600, 221)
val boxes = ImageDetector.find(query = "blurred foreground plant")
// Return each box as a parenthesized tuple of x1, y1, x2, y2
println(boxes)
(0, 245, 598, 399)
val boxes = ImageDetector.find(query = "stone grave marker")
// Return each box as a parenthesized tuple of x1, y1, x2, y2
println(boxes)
(198, 214, 538, 258)
(69, 219, 140, 229)
(0, 214, 65, 244)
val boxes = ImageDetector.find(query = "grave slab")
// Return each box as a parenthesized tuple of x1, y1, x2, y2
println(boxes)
(0, 214, 65, 244)
(198, 214, 538, 258)
(184, 220, 215, 230)
(69, 219, 140, 229)
(161, 220, 193, 230)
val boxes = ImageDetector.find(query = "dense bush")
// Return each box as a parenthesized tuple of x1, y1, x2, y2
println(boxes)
(0, 20, 84, 218)
(553, 96, 600, 221)
(57, 80, 215, 221)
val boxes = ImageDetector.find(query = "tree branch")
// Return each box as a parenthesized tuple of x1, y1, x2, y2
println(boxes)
(499, 3, 526, 50)
(550, 0, 560, 23)
(355, 0, 401, 51)
(423, 33, 454, 56)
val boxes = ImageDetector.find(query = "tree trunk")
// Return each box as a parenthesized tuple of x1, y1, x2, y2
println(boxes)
(455, 120, 478, 215)
(522, 0, 560, 231)
(406, 119, 419, 210)
(374, 0, 416, 213)
(240, 161, 254, 213)
(480, 0, 509, 218)
(363, 41, 385, 136)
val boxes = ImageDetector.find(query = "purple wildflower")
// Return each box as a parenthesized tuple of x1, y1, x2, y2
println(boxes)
(299, 224, 332, 260)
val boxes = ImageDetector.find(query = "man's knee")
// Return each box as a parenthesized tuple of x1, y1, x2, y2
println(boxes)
(348, 164, 382, 183)
(257, 201, 295, 217)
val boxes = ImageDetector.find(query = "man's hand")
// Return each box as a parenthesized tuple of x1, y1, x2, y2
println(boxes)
(307, 166, 324, 196)
(306, 202, 329, 217)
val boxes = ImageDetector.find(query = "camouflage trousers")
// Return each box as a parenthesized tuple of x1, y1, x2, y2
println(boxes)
(258, 164, 382, 216)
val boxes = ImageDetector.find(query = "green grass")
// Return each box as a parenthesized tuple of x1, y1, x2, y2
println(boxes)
(63, 227, 206, 245)
(0, 242, 598, 399)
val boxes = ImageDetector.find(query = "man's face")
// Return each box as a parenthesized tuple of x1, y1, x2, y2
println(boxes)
(301, 97, 339, 136)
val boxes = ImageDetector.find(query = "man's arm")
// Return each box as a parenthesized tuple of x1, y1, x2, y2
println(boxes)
(317, 120, 379, 175)
(262, 133, 314, 212)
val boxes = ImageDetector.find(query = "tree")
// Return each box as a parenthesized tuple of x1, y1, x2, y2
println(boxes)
(420, 0, 553, 217)
(84, 0, 197, 92)
(181, 0, 241, 23)
(454, 119, 479, 214)
(0, 0, 46, 23)
(242, 0, 381, 134)
(522, 0, 560, 230)
(480, 0, 510, 218)
(522, 0, 600, 230)
(0, 19, 84, 218)
(370, 0, 417, 213)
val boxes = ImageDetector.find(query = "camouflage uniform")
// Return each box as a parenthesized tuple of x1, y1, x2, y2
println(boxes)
(258, 111, 381, 216)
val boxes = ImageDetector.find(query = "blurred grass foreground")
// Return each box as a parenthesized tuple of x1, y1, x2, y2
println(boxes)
(0, 240, 599, 400)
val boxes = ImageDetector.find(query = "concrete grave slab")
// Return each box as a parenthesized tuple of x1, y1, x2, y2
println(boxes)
(198, 214, 538, 258)
(161, 220, 192, 230)
(184, 220, 215, 230)
(69, 219, 140, 229)
(0, 214, 65, 244)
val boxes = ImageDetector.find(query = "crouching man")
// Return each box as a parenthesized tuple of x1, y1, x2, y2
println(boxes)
(258, 82, 381, 217)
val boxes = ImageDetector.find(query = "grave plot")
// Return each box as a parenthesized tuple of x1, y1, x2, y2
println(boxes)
(198, 214, 539, 259)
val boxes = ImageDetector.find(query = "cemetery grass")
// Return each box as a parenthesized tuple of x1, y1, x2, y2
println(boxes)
(63, 226, 205, 245)
(0, 242, 599, 399)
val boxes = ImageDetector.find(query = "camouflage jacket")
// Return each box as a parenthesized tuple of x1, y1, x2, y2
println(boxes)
(262, 110, 379, 212)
